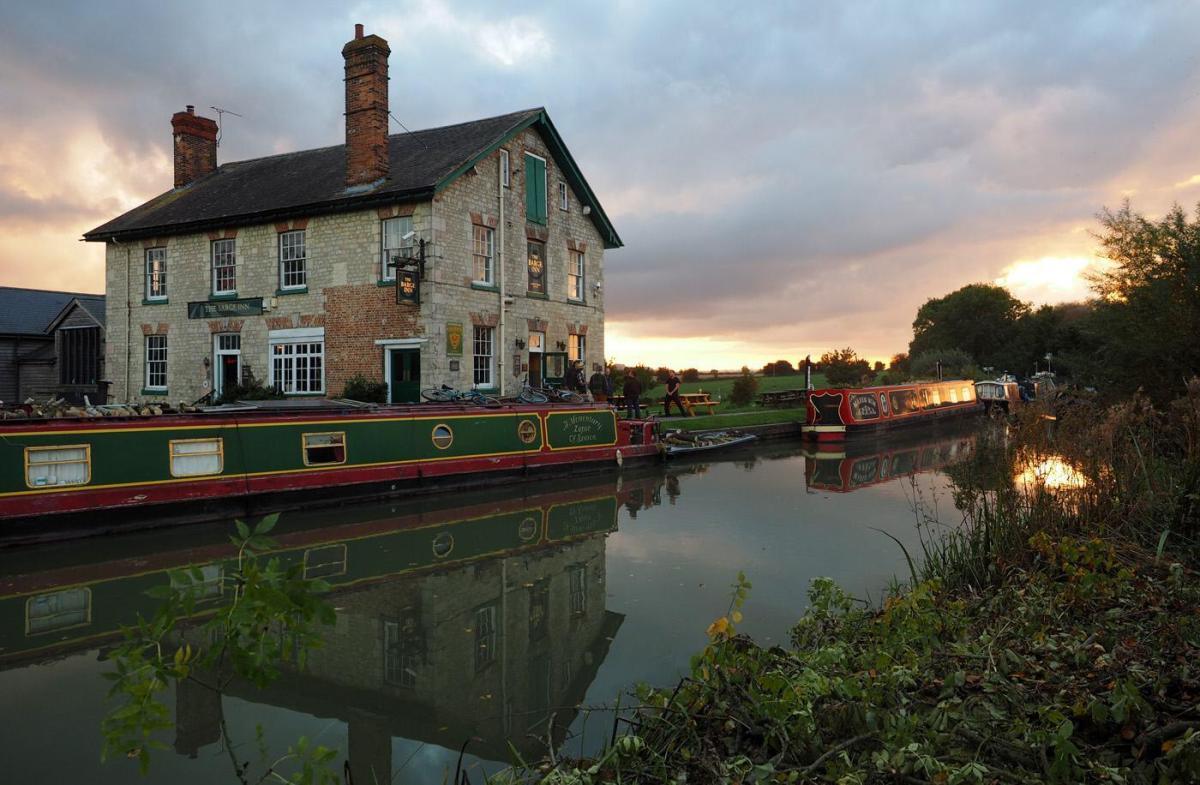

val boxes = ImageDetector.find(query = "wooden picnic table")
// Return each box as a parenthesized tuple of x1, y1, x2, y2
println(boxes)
(679, 392, 718, 416)
(757, 389, 807, 408)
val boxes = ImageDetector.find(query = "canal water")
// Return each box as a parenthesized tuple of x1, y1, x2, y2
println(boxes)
(0, 429, 975, 783)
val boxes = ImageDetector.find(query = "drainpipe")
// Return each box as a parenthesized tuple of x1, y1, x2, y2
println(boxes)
(497, 155, 506, 396)
(111, 236, 131, 402)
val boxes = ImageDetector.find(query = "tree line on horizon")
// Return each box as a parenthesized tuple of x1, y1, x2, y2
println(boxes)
(799, 201, 1200, 400)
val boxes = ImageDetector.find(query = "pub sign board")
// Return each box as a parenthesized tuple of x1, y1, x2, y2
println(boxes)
(396, 269, 420, 305)
(188, 298, 264, 319)
(446, 322, 464, 355)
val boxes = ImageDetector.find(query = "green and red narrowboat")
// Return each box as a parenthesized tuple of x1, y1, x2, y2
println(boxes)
(0, 400, 659, 536)
(802, 379, 982, 442)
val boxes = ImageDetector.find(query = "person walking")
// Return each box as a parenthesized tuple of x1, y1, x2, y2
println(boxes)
(567, 360, 587, 394)
(663, 369, 688, 417)
(589, 366, 611, 403)
(623, 370, 643, 419)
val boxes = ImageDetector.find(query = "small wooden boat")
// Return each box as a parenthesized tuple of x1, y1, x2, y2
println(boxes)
(662, 430, 758, 457)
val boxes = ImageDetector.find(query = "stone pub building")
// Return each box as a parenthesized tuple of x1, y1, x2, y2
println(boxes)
(86, 25, 621, 404)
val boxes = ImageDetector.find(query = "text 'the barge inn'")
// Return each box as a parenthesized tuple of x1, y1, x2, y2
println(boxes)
(85, 24, 621, 405)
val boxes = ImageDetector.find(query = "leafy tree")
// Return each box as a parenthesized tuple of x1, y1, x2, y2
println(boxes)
(910, 284, 1030, 368)
(681, 368, 701, 383)
(1076, 201, 1200, 398)
(909, 348, 977, 380)
(655, 367, 672, 384)
(728, 367, 759, 406)
(710, 369, 720, 380)
(872, 360, 885, 373)
(762, 359, 795, 376)
(612, 365, 660, 395)
(819, 348, 872, 387)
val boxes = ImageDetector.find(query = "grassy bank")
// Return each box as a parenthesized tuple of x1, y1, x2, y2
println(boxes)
(502, 389, 1200, 784)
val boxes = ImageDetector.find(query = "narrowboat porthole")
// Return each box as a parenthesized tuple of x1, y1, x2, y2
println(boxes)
(431, 424, 454, 450)
(879, 393, 890, 416)
(517, 420, 538, 444)
(518, 516, 539, 541)
(432, 532, 454, 558)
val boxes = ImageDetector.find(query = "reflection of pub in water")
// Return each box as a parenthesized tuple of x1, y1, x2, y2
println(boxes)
(0, 473, 671, 782)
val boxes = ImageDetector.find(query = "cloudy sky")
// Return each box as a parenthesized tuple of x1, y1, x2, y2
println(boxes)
(2, 1, 1199, 367)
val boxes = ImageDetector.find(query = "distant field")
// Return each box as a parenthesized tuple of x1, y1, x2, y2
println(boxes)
(636, 372, 822, 415)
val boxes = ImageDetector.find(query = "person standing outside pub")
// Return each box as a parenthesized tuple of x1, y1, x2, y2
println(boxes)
(589, 366, 612, 403)
(663, 369, 688, 417)
(623, 369, 643, 419)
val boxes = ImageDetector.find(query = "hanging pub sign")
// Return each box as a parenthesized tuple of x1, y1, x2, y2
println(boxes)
(396, 269, 420, 305)
(446, 322, 463, 355)
(527, 240, 546, 295)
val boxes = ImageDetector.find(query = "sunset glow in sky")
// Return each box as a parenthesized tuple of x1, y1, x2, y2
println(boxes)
(3, 1, 1200, 369)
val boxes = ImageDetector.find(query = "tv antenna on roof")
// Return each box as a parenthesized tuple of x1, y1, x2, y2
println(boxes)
(209, 106, 244, 146)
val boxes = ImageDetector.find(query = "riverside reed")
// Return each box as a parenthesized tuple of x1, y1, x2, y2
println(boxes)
(495, 388, 1200, 784)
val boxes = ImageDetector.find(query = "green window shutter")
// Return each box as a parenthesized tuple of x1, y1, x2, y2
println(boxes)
(525, 154, 547, 224)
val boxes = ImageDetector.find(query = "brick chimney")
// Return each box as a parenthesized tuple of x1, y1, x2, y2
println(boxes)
(343, 24, 391, 188)
(170, 105, 218, 188)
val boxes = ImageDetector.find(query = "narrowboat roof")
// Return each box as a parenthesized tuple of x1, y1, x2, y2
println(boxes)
(810, 379, 977, 394)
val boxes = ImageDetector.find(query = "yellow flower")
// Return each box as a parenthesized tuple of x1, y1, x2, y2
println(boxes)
(706, 616, 730, 638)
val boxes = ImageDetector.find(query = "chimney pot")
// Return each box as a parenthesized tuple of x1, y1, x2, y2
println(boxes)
(186, 104, 195, 114)
(355, 23, 363, 39)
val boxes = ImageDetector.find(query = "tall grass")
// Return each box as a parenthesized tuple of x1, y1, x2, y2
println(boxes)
(915, 382, 1200, 591)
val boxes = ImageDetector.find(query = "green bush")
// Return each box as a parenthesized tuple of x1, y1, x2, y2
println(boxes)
(342, 374, 387, 403)
(728, 366, 759, 407)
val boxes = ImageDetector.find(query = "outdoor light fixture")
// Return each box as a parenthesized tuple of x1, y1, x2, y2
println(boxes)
(556, 340, 567, 351)
(515, 338, 526, 349)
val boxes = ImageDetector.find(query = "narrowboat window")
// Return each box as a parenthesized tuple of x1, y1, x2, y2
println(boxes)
(303, 543, 347, 579)
(475, 604, 498, 671)
(25, 445, 91, 488)
(169, 438, 223, 477)
(26, 587, 91, 635)
(889, 390, 919, 415)
(849, 393, 879, 420)
(948, 386, 959, 403)
(929, 388, 942, 407)
(568, 564, 587, 616)
(962, 386, 973, 402)
(303, 432, 346, 466)
(170, 563, 224, 600)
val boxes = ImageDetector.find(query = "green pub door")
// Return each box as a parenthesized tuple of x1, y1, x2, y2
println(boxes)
(388, 349, 421, 403)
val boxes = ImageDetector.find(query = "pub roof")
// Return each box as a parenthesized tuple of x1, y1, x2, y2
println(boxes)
(84, 108, 621, 248)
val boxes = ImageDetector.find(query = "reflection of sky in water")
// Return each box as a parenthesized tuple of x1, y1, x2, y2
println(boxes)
(0, 448, 959, 783)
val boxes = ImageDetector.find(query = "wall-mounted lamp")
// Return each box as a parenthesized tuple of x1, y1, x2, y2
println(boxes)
(555, 340, 567, 351)
(515, 338, 526, 350)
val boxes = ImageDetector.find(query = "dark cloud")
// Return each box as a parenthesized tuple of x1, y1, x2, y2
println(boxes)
(2, 0, 1199, 360)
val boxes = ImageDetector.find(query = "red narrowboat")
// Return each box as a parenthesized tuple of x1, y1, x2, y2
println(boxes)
(802, 379, 982, 442)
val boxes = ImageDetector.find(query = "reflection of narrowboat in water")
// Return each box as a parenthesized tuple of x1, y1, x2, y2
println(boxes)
(803, 430, 976, 492)
(803, 380, 982, 441)
(0, 472, 670, 773)
(0, 400, 660, 541)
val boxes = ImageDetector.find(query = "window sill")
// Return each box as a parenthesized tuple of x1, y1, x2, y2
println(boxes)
(377, 279, 396, 287)
(472, 387, 499, 394)
(526, 291, 549, 300)
(142, 298, 169, 306)
(276, 287, 308, 296)
(141, 388, 168, 396)
(567, 298, 588, 307)
(470, 282, 499, 292)
(283, 392, 327, 397)
(209, 292, 239, 301)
